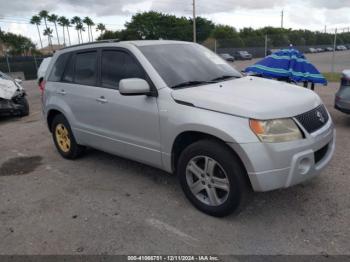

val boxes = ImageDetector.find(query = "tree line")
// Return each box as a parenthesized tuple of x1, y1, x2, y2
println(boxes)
(2, 10, 350, 56)
(98, 11, 350, 48)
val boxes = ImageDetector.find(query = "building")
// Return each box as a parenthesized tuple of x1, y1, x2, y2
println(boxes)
(38, 44, 65, 55)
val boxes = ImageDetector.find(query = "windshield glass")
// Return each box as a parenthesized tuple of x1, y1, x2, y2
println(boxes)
(0, 71, 13, 81)
(138, 43, 241, 88)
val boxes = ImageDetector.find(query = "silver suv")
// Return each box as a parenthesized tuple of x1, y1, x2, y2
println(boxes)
(43, 40, 335, 216)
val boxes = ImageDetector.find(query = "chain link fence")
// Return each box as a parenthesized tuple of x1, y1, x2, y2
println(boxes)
(202, 32, 350, 74)
(0, 55, 50, 80)
(1, 32, 350, 80)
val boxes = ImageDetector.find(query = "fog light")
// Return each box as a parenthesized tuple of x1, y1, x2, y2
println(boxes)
(298, 158, 312, 175)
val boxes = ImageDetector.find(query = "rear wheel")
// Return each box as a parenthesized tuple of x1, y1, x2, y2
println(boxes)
(51, 114, 85, 159)
(177, 140, 249, 217)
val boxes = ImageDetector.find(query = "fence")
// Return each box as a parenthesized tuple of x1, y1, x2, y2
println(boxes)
(202, 32, 350, 73)
(1, 32, 350, 79)
(0, 55, 50, 80)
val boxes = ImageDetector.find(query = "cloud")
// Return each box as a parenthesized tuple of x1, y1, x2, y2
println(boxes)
(0, 0, 289, 17)
(0, 0, 349, 18)
(306, 0, 350, 9)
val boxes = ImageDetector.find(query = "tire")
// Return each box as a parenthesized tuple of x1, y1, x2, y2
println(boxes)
(51, 114, 85, 159)
(17, 96, 29, 116)
(177, 139, 250, 217)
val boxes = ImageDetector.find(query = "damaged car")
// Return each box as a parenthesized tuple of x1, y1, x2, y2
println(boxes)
(0, 71, 29, 117)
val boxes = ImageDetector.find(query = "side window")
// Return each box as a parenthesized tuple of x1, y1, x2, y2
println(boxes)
(48, 53, 70, 81)
(101, 50, 146, 89)
(101, 51, 125, 89)
(74, 51, 97, 86)
(62, 54, 74, 83)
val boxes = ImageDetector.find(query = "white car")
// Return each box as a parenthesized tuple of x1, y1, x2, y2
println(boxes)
(0, 71, 29, 116)
(37, 57, 52, 89)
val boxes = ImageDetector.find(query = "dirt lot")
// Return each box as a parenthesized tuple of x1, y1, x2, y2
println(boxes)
(0, 80, 349, 255)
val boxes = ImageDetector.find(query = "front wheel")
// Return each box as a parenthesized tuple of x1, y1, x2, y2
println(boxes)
(177, 140, 250, 217)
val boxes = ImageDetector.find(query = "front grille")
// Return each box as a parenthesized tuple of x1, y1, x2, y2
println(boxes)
(314, 144, 329, 164)
(295, 105, 329, 133)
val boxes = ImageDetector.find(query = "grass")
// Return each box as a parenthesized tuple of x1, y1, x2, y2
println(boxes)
(323, 72, 341, 83)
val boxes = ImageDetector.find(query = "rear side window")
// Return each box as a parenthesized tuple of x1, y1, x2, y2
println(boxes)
(101, 50, 145, 89)
(62, 55, 75, 83)
(48, 53, 70, 81)
(75, 51, 97, 86)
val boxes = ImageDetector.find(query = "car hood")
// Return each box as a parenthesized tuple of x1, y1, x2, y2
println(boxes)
(171, 76, 322, 119)
(0, 78, 19, 100)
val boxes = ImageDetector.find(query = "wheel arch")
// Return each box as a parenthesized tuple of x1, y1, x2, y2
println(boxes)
(47, 109, 64, 132)
(171, 130, 251, 188)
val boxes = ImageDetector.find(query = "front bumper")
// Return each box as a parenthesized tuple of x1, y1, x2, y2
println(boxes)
(230, 119, 335, 192)
(335, 101, 350, 114)
(0, 93, 26, 116)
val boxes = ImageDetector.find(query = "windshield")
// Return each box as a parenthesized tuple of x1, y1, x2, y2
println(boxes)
(0, 71, 13, 81)
(138, 43, 241, 88)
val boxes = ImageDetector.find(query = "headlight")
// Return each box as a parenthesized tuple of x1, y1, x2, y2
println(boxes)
(249, 118, 303, 143)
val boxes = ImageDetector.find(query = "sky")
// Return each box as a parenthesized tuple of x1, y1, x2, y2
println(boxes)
(0, 0, 350, 48)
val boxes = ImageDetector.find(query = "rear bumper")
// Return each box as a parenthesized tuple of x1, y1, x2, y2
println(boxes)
(230, 120, 335, 192)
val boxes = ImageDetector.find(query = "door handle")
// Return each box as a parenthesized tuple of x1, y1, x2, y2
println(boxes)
(96, 96, 108, 104)
(57, 89, 66, 95)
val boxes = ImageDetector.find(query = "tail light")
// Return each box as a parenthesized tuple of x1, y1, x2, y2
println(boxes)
(39, 80, 46, 95)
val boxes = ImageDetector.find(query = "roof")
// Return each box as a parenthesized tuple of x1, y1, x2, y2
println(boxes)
(60, 39, 192, 51)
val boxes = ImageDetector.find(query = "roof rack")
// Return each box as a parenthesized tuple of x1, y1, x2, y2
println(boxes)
(60, 39, 120, 50)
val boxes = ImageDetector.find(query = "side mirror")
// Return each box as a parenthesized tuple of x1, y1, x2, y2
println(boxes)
(15, 79, 22, 84)
(119, 78, 150, 96)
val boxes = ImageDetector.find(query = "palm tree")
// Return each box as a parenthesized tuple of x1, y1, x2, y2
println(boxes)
(83, 17, 95, 42)
(96, 23, 106, 37)
(43, 27, 53, 52)
(71, 16, 82, 44)
(30, 15, 43, 48)
(65, 19, 72, 46)
(39, 10, 49, 30)
(58, 16, 66, 46)
(76, 23, 85, 43)
(48, 14, 60, 45)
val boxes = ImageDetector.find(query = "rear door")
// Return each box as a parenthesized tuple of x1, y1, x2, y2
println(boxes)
(57, 49, 109, 146)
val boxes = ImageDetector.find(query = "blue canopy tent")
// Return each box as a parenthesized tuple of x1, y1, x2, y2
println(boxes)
(244, 48, 327, 86)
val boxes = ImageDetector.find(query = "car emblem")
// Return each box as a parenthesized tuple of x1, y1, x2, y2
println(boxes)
(316, 111, 325, 123)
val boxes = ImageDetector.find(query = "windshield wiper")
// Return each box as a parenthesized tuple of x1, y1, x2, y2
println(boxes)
(171, 80, 216, 89)
(210, 75, 239, 82)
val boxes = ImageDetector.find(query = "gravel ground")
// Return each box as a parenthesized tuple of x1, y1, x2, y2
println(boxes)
(0, 80, 349, 255)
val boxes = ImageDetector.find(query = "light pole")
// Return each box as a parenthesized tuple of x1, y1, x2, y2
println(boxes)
(5, 49, 11, 73)
(193, 0, 196, 43)
(331, 29, 337, 73)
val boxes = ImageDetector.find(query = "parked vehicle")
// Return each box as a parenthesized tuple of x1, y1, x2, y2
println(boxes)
(325, 47, 334, 51)
(234, 50, 252, 60)
(308, 47, 318, 53)
(219, 53, 235, 62)
(43, 40, 335, 217)
(316, 48, 325, 52)
(336, 45, 347, 51)
(37, 57, 52, 90)
(335, 70, 350, 114)
(0, 71, 29, 117)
